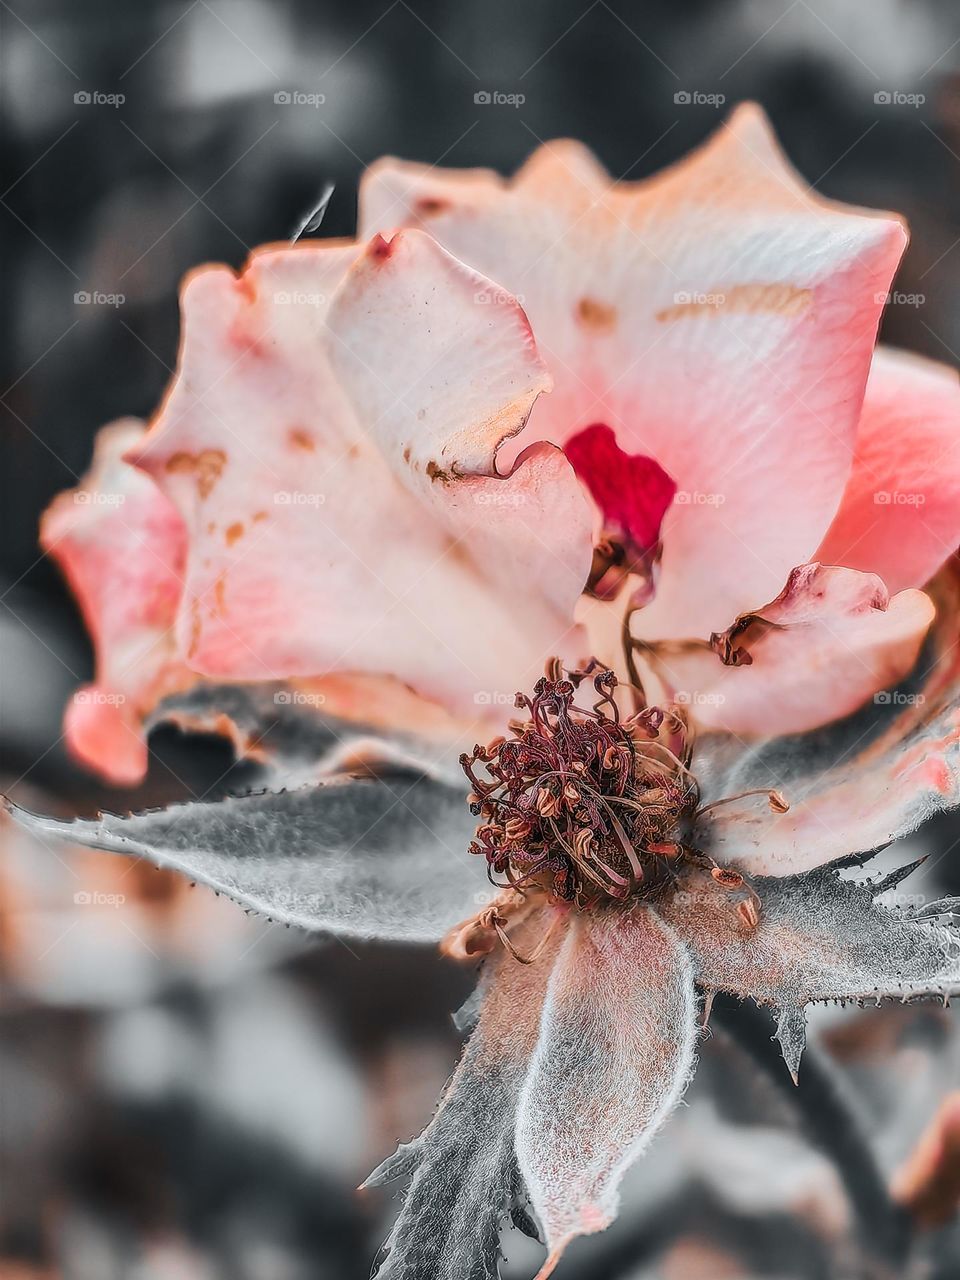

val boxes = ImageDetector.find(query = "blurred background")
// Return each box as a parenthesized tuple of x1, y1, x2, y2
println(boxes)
(2, 1, 960, 1276)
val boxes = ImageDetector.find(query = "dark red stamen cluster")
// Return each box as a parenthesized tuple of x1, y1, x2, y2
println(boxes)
(460, 660, 700, 907)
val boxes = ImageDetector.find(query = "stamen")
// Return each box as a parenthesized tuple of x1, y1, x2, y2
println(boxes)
(460, 658, 699, 910)
(696, 788, 790, 818)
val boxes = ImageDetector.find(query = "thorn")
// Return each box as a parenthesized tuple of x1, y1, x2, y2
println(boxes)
(701, 990, 715, 1028)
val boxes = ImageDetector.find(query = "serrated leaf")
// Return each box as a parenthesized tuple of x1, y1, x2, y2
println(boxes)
(5, 776, 483, 943)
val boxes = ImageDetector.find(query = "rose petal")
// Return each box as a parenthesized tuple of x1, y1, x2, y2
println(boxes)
(362, 103, 907, 638)
(4, 775, 482, 942)
(515, 909, 698, 1274)
(657, 563, 934, 737)
(40, 419, 190, 785)
(818, 346, 960, 592)
(690, 558, 960, 875)
(658, 865, 960, 1078)
(368, 909, 567, 1280)
(131, 232, 591, 716)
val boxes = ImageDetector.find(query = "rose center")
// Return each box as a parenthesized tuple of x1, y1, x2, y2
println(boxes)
(460, 660, 697, 908)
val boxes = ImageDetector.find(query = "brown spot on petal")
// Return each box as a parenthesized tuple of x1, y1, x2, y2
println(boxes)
(576, 297, 617, 331)
(213, 573, 227, 617)
(288, 427, 315, 452)
(187, 600, 202, 659)
(415, 195, 451, 217)
(225, 522, 244, 546)
(426, 460, 452, 484)
(165, 449, 227, 500)
(252, 510, 268, 523)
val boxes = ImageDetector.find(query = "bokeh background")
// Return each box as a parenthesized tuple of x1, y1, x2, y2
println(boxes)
(2, 2, 960, 1277)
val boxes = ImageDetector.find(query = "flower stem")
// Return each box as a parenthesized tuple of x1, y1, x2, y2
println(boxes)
(713, 996, 912, 1276)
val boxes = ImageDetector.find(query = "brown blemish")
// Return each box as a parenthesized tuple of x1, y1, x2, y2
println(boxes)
(288, 427, 315, 452)
(656, 283, 812, 323)
(213, 573, 227, 617)
(225, 521, 244, 546)
(426, 460, 452, 484)
(207, 521, 216, 535)
(188, 600, 202, 659)
(415, 195, 451, 217)
(165, 449, 227, 500)
(252, 510, 268, 523)
(576, 297, 618, 331)
(403, 446, 412, 464)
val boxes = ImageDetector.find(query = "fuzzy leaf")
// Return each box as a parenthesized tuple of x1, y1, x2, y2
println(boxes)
(516, 909, 698, 1274)
(369, 911, 564, 1279)
(4, 776, 482, 943)
(658, 864, 960, 1074)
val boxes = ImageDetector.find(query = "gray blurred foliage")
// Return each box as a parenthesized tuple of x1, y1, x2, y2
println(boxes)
(3, 1, 960, 1277)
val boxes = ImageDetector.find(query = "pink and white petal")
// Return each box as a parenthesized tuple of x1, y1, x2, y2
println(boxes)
(656, 563, 934, 737)
(362, 103, 907, 637)
(367, 908, 569, 1280)
(40, 419, 191, 785)
(326, 230, 591, 658)
(690, 558, 960, 876)
(658, 865, 960, 1078)
(132, 235, 591, 717)
(817, 346, 960, 592)
(516, 909, 698, 1275)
